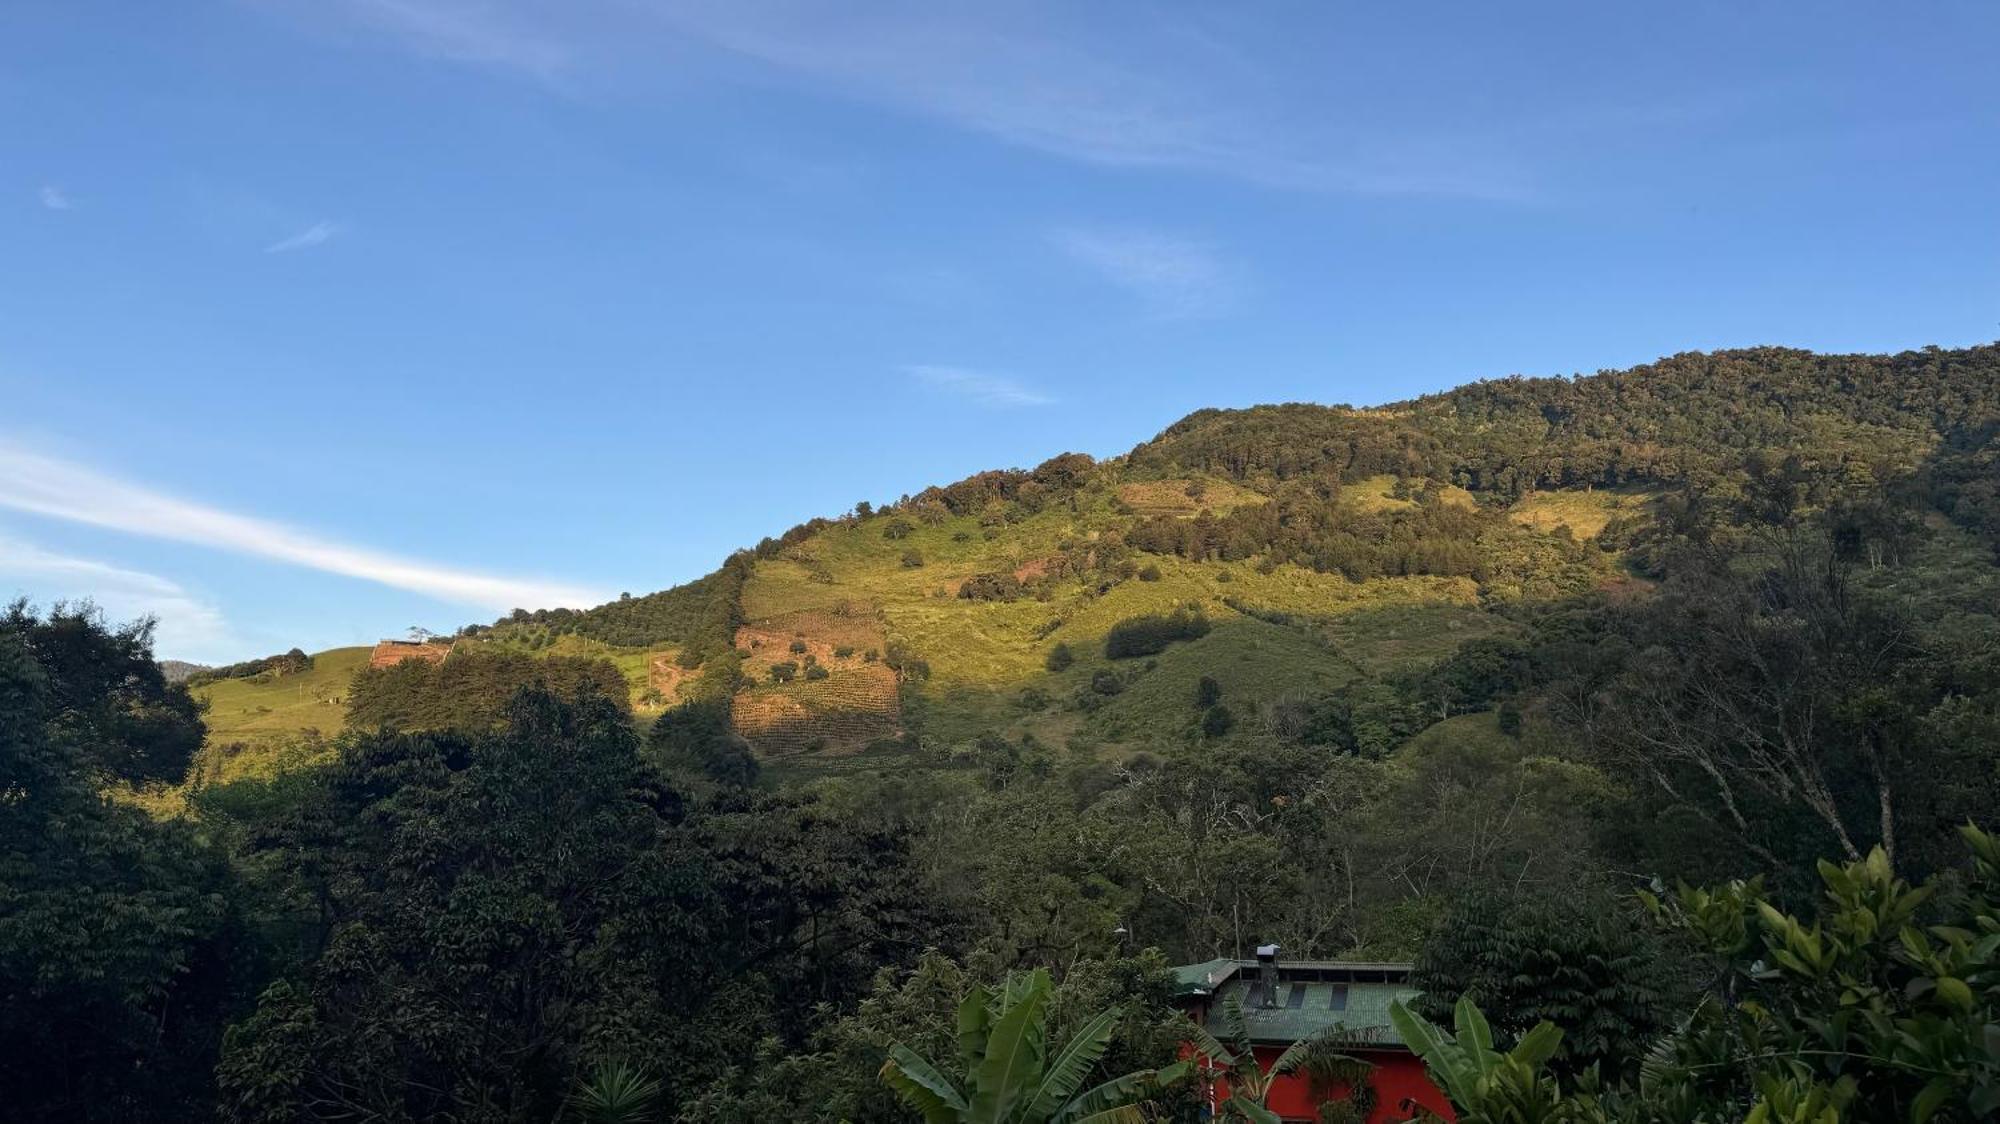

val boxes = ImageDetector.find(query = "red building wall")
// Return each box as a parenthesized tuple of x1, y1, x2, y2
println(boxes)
(1194, 1046, 1454, 1124)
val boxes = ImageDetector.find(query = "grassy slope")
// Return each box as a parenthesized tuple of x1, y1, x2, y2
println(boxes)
(1509, 486, 1658, 539)
(180, 477, 1632, 777)
(195, 646, 372, 747)
(741, 478, 1535, 761)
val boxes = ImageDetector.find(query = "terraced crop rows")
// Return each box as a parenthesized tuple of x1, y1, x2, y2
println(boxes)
(731, 662, 900, 755)
(730, 603, 902, 755)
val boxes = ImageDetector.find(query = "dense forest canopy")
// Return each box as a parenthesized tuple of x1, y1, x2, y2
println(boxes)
(7, 343, 2000, 1121)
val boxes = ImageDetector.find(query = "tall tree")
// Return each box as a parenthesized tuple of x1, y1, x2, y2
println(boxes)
(0, 603, 243, 1123)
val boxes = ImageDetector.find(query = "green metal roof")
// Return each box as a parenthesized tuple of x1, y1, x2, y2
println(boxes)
(1172, 959, 1419, 1048)
(1171, 957, 1239, 997)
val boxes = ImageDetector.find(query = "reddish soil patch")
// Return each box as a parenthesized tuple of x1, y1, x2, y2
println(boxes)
(647, 655, 692, 700)
(1012, 556, 1057, 583)
(369, 640, 452, 669)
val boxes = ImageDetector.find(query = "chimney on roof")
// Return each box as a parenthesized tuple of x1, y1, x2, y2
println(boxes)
(1255, 943, 1280, 1008)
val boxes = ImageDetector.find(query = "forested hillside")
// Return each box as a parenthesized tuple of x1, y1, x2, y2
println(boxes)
(13, 343, 2000, 1121)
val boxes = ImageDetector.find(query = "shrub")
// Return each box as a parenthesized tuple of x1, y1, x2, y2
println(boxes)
(769, 661, 799, 684)
(958, 572, 1026, 601)
(346, 651, 628, 731)
(1104, 610, 1210, 659)
(833, 645, 855, 659)
(1137, 564, 1163, 582)
(863, 648, 880, 662)
(1045, 643, 1075, 672)
(900, 549, 924, 568)
(1089, 670, 1124, 696)
(186, 646, 313, 687)
(789, 639, 808, 654)
(884, 644, 930, 681)
(1194, 675, 1222, 708)
(1200, 704, 1234, 737)
(804, 665, 829, 681)
(881, 518, 916, 540)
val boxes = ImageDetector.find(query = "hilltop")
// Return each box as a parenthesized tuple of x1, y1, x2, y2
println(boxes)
(191, 343, 2000, 782)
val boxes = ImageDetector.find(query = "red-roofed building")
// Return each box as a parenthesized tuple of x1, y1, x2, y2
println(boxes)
(1173, 950, 1453, 1123)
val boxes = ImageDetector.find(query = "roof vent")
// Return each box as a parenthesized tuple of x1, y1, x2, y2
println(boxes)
(1255, 944, 1280, 1008)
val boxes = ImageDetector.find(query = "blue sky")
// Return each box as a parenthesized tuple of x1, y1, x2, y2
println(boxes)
(4, 1, 1998, 662)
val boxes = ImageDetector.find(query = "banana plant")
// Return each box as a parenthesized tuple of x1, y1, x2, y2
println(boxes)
(880, 967, 1188, 1124)
(1388, 996, 1573, 1124)
(1180, 993, 1375, 1124)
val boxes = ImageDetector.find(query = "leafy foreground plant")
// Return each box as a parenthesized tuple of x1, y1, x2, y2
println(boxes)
(1181, 993, 1377, 1124)
(879, 967, 1188, 1123)
(1391, 825, 2000, 1124)
(568, 1061, 662, 1124)
(1389, 997, 1570, 1124)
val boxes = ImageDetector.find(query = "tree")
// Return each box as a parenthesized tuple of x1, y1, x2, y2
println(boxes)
(1574, 534, 1933, 871)
(879, 967, 1187, 1123)
(218, 687, 937, 1120)
(1392, 828, 2000, 1124)
(1411, 889, 1685, 1080)
(649, 700, 759, 789)
(0, 603, 243, 1122)
(1104, 611, 1209, 659)
(1046, 644, 1075, 673)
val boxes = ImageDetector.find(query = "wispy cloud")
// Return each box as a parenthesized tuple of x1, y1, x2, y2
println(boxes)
(0, 533, 233, 659)
(0, 442, 605, 612)
(1053, 227, 1237, 317)
(265, 220, 342, 253)
(39, 185, 72, 210)
(304, 0, 573, 78)
(906, 365, 1053, 409)
(295, 1, 1530, 198)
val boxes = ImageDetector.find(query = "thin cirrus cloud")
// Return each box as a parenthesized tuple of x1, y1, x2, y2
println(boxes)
(905, 365, 1053, 409)
(0, 533, 233, 658)
(1052, 227, 1237, 317)
(0, 442, 606, 613)
(656, 3, 1519, 197)
(265, 220, 342, 253)
(39, 185, 72, 210)
(311, 0, 572, 78)
(300, 1, 1531, 199)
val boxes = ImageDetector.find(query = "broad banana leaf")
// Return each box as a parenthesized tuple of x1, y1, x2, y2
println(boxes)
(1027, 1007, 1122, 1120)
(881, 1045, 970, 1124)
(968, 973, 1051, 1123)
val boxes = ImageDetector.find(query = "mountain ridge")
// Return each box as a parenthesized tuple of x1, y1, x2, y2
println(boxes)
(191, 342, 2000, 776)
